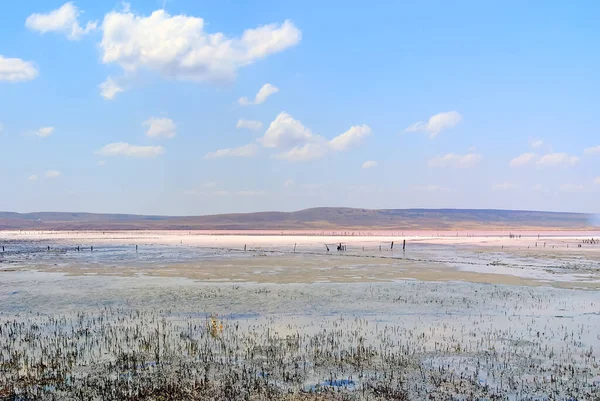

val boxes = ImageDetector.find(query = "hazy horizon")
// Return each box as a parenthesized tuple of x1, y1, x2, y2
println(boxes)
(1, 1, 599, 215)
(0, 206, 597, 218)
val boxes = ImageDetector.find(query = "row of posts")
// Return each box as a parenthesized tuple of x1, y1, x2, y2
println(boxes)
(238, 239, 408, 253)
(0, 245, 139, 252)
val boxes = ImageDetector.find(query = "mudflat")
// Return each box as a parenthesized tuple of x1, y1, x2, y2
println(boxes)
(1, 230, 599, 399)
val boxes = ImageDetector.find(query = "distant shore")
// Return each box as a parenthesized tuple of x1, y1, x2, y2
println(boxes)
(1, 207, 596, 231)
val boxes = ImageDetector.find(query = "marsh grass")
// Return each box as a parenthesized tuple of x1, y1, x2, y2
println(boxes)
(1, 308, 598, 400)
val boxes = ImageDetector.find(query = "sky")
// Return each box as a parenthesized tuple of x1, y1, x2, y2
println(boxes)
(1, 0, 599, 216)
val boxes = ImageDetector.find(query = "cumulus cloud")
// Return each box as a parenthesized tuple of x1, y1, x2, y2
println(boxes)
(536, 152, 579, 167)
(260, 112, 371, 162)
(509, 152, 536, 167)
(204, 143, 258, 159)
(329, 125, 372, 152)
(236, 119, 263, 131)
(0, 55, 39, 82)
(584, 146, 600, 155)
(28, 174, 38, 181)
(45, 170, 61, 178)
(492, 182, 516, 191)
(274, 142, 328, 162)
(100, 9, 300, 83)
(261, 112, 314, 149)
(144, 117, 176, 138)
(404, 111, 462, 138)
(97, 142, 165, 157)
(428, 152, 482, 168)
(35, 127, 54, 137)
(25, 2, 97, 40)
(238, 83, 279, 106)
(99, 77, 124, 99)
(362, 160, 377, 169)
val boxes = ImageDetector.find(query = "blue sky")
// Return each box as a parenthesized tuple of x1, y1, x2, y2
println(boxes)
(1, 0, 599, 215)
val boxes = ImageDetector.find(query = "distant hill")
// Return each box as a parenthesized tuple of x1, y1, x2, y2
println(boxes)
(0, 208, 595, 231)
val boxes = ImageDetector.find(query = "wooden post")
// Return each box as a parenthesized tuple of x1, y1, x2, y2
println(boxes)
(403, 240, 406, 251)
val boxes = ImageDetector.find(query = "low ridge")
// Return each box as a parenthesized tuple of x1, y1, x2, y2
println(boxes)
(0, 208, 594, 230)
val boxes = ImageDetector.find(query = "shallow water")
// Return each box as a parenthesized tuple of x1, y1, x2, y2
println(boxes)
(1, 235, 599, 399)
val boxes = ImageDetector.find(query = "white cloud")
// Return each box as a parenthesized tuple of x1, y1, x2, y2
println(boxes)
(255, 83, 279, 104)
(28, 174, 38, 181)
(509, 152, 536, 167)
(362, 160, 377, 169)
(144, 117, 176, 138)
(428, 152, 482, 168)
(25, 2, 97, 40)
(261, 112, 314, 149)
(97, 142, 165, 157)
(283, 179, 294, 187)
(97, 160, 106, 166)
(559, 184, 584, 192)
(274, 142, 328, 162)
(492, 182, 516, 191)
(595, 177, 600, 185)
(238, 83, 279, 105)
(536, 152, 579, 167)
(45, 170, 61, 178)
(99, 77, 124, 99)
(236, 119, 263, 131)
(100, 9, 300, 83)
(532, 184, 544, 191)
(204, 143, 258, 159)
(530, 139, 544, 149)
(0, 55, 39, 82)
(404, 111, 462, 138)
(261, 112, 371, 162)
(35, 127, 54, 137)
(584, 146, 600, 155)
(329, 125, 372, 152)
